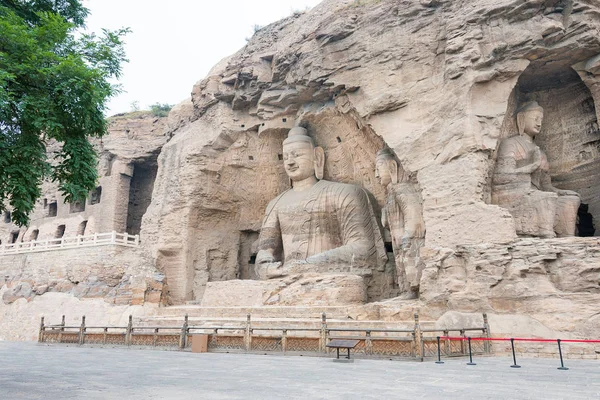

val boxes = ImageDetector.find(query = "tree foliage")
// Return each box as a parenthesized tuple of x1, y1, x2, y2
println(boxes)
(149, 102, 173, 118)
(0, 0, 129, 226)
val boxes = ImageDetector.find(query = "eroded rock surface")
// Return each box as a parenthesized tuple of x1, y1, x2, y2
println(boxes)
(143, 0, 600, 306)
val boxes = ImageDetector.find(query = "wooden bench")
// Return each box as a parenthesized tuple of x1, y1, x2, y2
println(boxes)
(326, 339, 360, 361)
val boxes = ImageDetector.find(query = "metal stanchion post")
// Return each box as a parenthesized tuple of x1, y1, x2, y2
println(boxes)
(557, 339, 569, 370)
(467, 337, 476, 365)
(510, 338, 521, 368)
(435, 336, 444, 364)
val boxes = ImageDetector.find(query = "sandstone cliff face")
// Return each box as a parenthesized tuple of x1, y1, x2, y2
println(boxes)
(142, 0, 600, 305)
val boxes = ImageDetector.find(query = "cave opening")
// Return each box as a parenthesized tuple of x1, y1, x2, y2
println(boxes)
(126, 159, 158, 235)
(577, 203, 595, 237)
(238, 230, 259, 280)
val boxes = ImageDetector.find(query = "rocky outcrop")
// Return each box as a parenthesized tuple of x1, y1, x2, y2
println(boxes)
(0, 246, 165, 306)
(142, 0, 600, 307)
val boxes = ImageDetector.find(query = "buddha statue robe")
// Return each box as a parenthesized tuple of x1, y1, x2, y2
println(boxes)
(492, 135, 580, 237)
(257, 179, 387, 274)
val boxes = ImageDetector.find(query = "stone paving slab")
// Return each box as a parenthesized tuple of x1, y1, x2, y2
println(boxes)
(0, 341, 599, 399)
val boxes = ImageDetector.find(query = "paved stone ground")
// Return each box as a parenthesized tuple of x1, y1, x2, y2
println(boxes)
(1, 342, 599, 399)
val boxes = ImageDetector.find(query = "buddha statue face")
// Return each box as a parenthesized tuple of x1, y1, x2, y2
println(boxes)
(520, 110, 543, 137)
(375, 158, 393, 186)
(375, 148, 400, 186)
(281, 126, 325, 183)
(516, 102, 544, 138)
(283, 141, 317, 182)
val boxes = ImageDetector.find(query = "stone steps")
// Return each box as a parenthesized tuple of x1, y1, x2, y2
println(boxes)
(150, 305, 356, 319)
(134, 305, 418, 332)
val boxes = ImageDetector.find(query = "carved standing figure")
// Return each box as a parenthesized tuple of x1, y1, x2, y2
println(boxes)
(375, 147, 425, 295)
(256, 126, 387, 279)
(492, 101, 580, 237)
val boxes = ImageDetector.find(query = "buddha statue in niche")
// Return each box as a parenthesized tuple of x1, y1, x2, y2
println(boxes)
(492, 101, 580, 238)
(375, 147, 425, 295)
(256, 126, 387, 279)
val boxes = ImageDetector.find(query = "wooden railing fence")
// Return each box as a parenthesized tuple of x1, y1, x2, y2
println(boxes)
(39, 313, 491, 361)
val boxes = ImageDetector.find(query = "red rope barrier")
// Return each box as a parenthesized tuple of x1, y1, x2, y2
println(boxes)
(438, 336, 600, 343)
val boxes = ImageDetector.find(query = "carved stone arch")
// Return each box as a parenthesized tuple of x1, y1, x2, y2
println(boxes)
(494, 56, 600, 237)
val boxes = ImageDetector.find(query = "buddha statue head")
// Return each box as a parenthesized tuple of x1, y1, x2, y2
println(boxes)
(516, 101, 544, 138)
(282, 126, 325, 183)
(375, 147, 406, 186)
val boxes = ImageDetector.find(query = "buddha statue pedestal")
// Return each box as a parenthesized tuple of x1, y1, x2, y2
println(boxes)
(200, 274, 367, 307)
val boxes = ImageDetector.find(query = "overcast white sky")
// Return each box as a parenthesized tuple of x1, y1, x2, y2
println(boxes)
(83, 0, 323, 116)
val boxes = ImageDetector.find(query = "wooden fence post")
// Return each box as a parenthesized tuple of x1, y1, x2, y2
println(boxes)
(38, 316, 45, 343)
(365, 330, 373, 355)
(78, 315, 86, 345)
(282, 329, 287, 354)
(414, 312, 423, 361)
(483, 313, 491, 354)
(320, 313, 327, 353)
(179, 314, 189, 350)
(245, 314, 252, 351)
(58, 315, 65, 343)
(126, 315, 133, 346)
(443, 329, 450, 356)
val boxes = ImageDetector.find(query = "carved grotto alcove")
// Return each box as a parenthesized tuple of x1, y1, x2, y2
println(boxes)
(499, 61, 600, 237)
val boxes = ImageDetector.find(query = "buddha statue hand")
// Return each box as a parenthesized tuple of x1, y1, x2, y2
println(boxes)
(557, 189, 580, 197)
(516, 147, 542, 174)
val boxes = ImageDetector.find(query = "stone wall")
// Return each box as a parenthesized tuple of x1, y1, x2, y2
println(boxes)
(0, 246, 164, 306)
(0, 245, 164, 341)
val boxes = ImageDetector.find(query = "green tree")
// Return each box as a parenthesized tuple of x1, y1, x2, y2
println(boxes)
(0, 0, 129, 226)
(149, 102, 173, 118)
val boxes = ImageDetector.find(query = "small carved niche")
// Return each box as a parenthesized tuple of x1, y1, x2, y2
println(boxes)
(47, 202, 57, 217)
(70, 201, 85, 213)
(77, 221, 88, 236)
(55, 225, 66, 239)
(89, 186, 102, 205)
(3, 211, 10, 223)
(30, 229, 39, 241)
(238, 230, 259, 280)
(9, 231, 19, 243)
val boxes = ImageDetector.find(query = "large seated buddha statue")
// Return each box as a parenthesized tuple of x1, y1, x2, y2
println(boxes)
(492, 101, 580, 238)
(256, 126, 387, 279)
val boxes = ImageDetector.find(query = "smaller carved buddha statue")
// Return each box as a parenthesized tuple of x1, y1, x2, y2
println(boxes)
(375, 147, 425, 295)
(492, 101, 580, 238)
